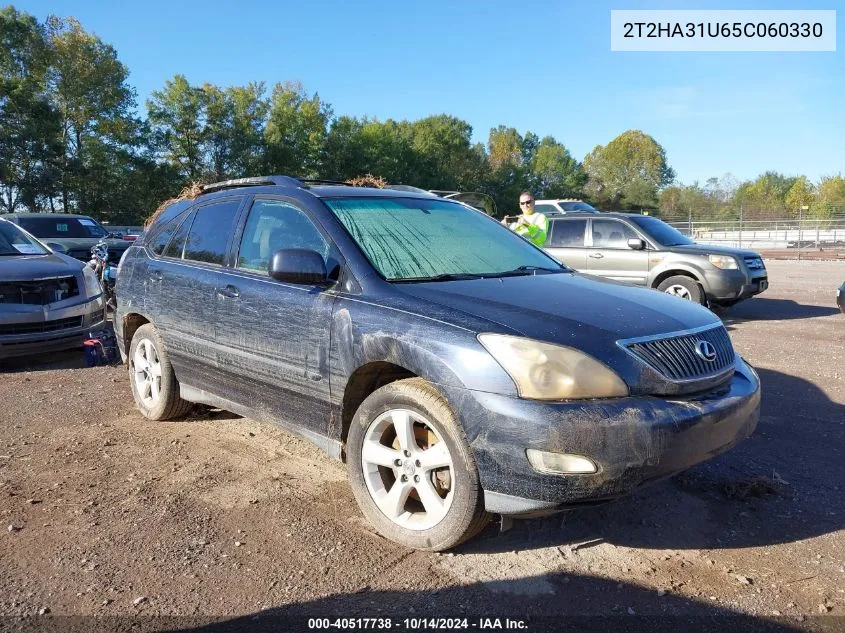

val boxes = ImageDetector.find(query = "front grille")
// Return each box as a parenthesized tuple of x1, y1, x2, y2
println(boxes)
(744, 256, 765, 271)
(0, 277, 79, 305)
(0, 316, 83, 336)
(622, 325, 735, 382)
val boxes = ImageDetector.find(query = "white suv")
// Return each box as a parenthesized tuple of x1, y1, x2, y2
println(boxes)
(534, 199, 599, 215)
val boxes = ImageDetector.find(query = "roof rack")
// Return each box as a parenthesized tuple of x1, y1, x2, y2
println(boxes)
(200, 176, 302, 194)
(299, 178, 355, 187)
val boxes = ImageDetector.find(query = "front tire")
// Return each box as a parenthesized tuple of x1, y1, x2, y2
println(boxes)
(346, 378, 489, 551)
(128, 323, 193, 421)
(657, 275, 706, 305)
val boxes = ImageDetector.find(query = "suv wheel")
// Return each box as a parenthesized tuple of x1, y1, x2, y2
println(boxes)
(346, 378, 489, 551)
(657, 276, 705, 305)
(128, 323, 193, 420)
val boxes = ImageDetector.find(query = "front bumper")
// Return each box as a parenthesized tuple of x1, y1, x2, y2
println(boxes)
(704, 269, 768, 301)
(441, 359, 760, 515)
(0, 296, 106, 359)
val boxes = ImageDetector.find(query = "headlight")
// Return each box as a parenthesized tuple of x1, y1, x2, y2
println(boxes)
(478, 334, 629, 400)
(82, 265, 103, 297)
(708, 254, 739, 269)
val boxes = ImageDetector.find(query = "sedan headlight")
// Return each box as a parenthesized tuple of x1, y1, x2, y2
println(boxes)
(708, 254, 739, 269)
(478, 334, 629, 400)
(82, 265, 103, 297)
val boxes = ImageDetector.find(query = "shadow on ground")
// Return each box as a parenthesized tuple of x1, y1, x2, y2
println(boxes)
(457, 367, 844, 555)
(12, 575, 815, 633)
(719, 297, 840, 324)
(162, 575, 811, 633)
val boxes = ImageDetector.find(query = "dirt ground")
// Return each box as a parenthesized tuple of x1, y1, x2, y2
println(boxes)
(1, 260, 843, 632)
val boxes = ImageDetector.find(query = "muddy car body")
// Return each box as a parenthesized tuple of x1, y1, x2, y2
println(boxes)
(0, 218, 106, 359)
(115, 176, 760, 550)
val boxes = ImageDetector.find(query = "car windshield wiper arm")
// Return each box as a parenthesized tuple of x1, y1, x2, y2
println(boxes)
(392, 272, 488, 283)
(492, 265, 566, 277)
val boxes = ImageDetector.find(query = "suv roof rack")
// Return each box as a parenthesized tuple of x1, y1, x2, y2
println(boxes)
(299, 178, 355, 186)
(200, 176, 303, 194)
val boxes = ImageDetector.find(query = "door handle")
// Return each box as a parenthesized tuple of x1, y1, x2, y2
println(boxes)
(217, 285, 240, 299)
(149, 269, 163, 280)
(589, 253, 604, 259)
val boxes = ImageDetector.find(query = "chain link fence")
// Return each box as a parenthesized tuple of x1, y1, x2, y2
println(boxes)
(644, 204, 845, 260)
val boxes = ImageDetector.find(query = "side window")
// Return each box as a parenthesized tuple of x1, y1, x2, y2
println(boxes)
(548, 219, 587, 248)
(591, 219, 638, 249)
(151, 211, 189, 256)
(534, 203, 557, 215)
(236, 199, 329, 273)
(162, 210, 196, 259)
(183, 199, 242, 265)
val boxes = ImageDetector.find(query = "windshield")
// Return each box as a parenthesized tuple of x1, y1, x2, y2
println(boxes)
(324, 197, 566, 281)
(628, 216, 695, 246)
(17, 216, 109, 239)
(0, 221, 50, 256)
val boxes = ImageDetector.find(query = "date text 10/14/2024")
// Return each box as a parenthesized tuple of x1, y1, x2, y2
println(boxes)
(307, 618, 529, 630)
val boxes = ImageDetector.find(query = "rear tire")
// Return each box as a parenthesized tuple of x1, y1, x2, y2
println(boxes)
(346, 378, 489, 551)
(128, 323, 193, 421)
(657, 275, 706, 305)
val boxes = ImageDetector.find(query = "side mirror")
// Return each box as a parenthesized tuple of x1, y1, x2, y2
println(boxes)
(627, 238, 646, 250)
(269, 248, 330, 285)
(46, 242, 67, 253)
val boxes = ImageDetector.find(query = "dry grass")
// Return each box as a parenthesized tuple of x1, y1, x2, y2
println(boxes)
(144, 181, 208, 228)
(345, 174, 388, 189)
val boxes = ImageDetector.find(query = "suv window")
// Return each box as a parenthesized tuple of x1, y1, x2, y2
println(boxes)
(548, 219, 587, 247)
(151, 211, 189, 255)
(162, 209, 196, 259)
(534, 204, 557, 215)
(182, 200, 241, 265)
(236, 199, 329, 273)
(591, 219, 638, 249)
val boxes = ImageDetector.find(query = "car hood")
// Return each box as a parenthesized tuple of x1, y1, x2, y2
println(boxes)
(0, 252, 84, 281)
(666, 243, 761, 258)
(396, 272, 719, 346)
(395, 272, 725, 396)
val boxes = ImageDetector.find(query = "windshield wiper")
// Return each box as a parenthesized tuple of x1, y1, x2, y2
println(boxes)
(392, 272, 487, 283)
(493, 265, 566, 277)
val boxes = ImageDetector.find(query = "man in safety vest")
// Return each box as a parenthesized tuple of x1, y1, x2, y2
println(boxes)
(501, 192, 549, 247)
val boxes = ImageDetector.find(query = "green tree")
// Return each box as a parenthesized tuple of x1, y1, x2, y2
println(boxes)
(147, 74, 206, 181)
(584, 130, 675, 209)
(46, 15, 136, 211)
(529, 136, 586, 199)
(0, 7, 62, 212)
(227, 82, 268, 176)
(813, 174, 845, 222)
(732, 171, 798, 217)
(784, 176, 816, 213)
(264, 81, 332, 177)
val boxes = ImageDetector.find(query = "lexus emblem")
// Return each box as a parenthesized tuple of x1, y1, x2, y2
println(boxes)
(695, 340, 718, 362)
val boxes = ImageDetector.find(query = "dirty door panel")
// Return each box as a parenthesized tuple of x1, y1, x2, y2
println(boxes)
(214, 198, 336, 436)
(150, 198, 242, 390)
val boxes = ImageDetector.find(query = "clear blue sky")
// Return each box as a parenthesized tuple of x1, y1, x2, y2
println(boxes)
(18, 0, 844, 185)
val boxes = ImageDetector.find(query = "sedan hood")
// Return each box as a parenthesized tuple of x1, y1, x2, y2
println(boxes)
(668, 243, 761, 259)
(0, 253, 84, 281)
(396, 272, 719, 346)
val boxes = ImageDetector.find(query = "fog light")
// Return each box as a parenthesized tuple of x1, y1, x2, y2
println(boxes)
(526, 449, 597, 474)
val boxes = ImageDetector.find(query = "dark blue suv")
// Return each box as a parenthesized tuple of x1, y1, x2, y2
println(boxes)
(115, 176, 760, 550)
